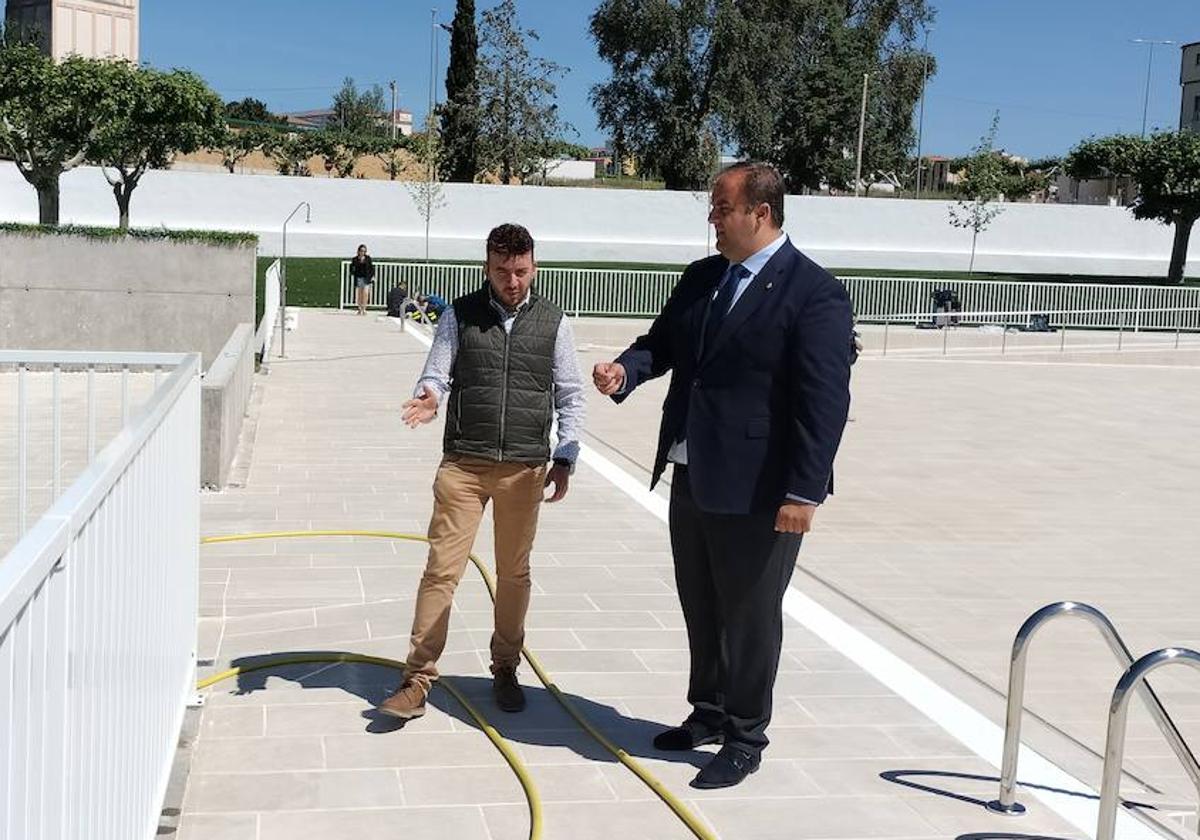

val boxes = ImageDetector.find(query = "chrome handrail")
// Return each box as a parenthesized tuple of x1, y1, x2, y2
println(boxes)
(1098, 648, 1200, 840)
(986, 602, 1200, 817)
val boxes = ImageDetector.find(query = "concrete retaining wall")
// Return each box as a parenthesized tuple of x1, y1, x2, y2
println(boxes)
(201, 323, 254, 488)
(0, 230, 255, 370)
(1, 165, 1196, 277)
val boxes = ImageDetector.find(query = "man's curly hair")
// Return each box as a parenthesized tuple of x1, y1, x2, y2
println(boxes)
(486, 223, 535, 260)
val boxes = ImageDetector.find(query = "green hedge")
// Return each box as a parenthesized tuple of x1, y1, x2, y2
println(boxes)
(0, 223, 258, 247)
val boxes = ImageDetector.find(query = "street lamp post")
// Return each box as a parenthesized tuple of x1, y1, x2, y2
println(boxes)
(280, 201, 311, 358)
(854, 72, 871, 198)
(1131, 38, 1176, 137)
(915, 29, 931, 198)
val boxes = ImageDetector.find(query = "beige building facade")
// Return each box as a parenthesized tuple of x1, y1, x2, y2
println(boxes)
(1182, 41, 1200, 133)
(5, 0, 138, 61)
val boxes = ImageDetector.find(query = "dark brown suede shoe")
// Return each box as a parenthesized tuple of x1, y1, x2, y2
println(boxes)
(377, 680, 427, 719)
(492, 666, 526, 712)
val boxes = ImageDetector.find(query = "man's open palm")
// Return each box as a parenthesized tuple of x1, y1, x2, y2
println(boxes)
(402, 386, 439, 428)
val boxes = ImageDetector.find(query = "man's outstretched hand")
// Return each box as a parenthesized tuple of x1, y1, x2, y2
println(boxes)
(402, 385, 439, 428)
(592, 362, 626, 396)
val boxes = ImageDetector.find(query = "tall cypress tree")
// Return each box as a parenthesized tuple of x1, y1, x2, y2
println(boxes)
(440, 0, 480, 182)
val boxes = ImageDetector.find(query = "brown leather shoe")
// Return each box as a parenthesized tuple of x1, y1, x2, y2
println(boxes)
(377, 680, 427, 719)
(492, 666, 526, 712)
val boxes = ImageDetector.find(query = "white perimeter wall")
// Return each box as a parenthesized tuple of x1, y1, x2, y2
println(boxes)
(1, 165, 1195, 276)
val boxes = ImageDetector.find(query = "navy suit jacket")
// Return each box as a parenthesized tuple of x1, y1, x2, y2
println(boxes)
(614, 240, 853, 515)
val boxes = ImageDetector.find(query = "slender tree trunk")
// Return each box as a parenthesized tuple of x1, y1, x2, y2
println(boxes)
(968, 227, 979, 277)
(1167, 215, 1196, 285)
(37, 178, 61, 225)
(114, 180, 136, 231)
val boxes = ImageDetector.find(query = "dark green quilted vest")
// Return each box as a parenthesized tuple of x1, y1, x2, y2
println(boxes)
(443, 288, 561, 463)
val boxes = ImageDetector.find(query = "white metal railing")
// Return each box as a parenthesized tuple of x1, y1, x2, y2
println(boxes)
(858, 306, 1200, 356)
(339, 261, 681, 317)
(258, 259, 281, 357)
(339, 262, 1200, 326)
(0, 351, 200, 840)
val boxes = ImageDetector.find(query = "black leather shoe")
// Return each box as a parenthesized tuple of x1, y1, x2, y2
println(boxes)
(492, 666, 526, 712)
(652, 721, 723, 751)
(690, 745, 760, 789)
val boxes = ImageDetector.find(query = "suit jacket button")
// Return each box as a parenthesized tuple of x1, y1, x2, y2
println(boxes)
(692, 379, 700, 389)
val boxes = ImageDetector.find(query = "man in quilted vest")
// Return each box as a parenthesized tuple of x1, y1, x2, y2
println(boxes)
(378, 224, 586, 719)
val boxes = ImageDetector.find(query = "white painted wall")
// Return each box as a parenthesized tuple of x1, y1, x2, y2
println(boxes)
(542, 159, 598, 181)
(1, 164, 1195, 276)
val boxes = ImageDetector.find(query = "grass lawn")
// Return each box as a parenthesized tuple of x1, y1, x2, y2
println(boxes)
(256, 256, 1199, 322)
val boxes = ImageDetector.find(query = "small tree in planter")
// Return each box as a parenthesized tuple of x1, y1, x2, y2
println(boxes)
(405, 118, 447, 262)
(948, 112, 1005, 276)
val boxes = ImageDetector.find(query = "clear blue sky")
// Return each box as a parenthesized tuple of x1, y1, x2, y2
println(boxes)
(141, 0, 1198, 159)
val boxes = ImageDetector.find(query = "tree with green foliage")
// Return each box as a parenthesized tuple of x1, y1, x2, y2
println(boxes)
(90, 62, 225, 229)
(216, 124, 278, 173)
(590, 0, 933, 192)
(948, 113, 1006, 276)
(0, 33, 109, 223)
(1067, 132, 1200, 284)
(224, 97, 284, 125)
(308, 128, 364, 178)
(264, 132, 316, 177)
(330, 77, 387, 136)
(589, 0, 724, 191)
(440, 0, 481, 182)
(365, 134, 411, 181)
(477, 0, 570, 184)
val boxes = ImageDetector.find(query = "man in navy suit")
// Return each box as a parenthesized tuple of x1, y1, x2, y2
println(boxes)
(593, 162, 852, 789)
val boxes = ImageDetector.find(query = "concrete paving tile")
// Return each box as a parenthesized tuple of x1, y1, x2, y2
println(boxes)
(696, 795, 938, 839)
(528, 649, 648, 673)
(258, 806, 490, 840)
(572, 628, 691, 650)
(797, 696, 935, 726)
(191, 736, 325, 774)
(201, 706, 265, 738)
(483, 800, 703, 840)
(184, 768, 403, 812)
(323, 731, 506, 769)
(401, 763, 614, 805)
(176, 813, 257, 840)
(219, 621, 372, 658)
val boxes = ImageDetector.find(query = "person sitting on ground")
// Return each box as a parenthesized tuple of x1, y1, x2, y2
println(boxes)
(386, 283, 410, 318)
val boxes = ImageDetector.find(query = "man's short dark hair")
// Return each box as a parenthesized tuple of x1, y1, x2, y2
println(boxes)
(486, 223, 535, 260)
(719, 162, 786, 227)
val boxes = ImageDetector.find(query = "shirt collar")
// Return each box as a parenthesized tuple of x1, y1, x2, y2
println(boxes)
(488, 287, 532, 317)
(736, 232, 788, 279)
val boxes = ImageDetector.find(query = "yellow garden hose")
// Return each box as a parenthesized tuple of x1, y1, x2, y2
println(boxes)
(198, 530, 716, 840)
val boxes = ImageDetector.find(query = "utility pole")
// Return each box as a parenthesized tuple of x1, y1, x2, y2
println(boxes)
(854, 72, 871, 198)
(389, 80, 397, 141)
(914, 29, 931, 198)
(1131, 38, 1175, 137)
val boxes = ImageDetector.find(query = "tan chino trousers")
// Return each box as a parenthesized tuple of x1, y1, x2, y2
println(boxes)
(405, 454, 546, 690)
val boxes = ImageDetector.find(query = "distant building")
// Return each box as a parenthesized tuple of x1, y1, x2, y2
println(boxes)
(284, 108, 413, 136)
(4, 0, 138, 61)
(1182, 40, 1200, 133)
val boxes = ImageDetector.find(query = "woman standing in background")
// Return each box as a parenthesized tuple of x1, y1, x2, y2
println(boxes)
(352, 244, 375, 315)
